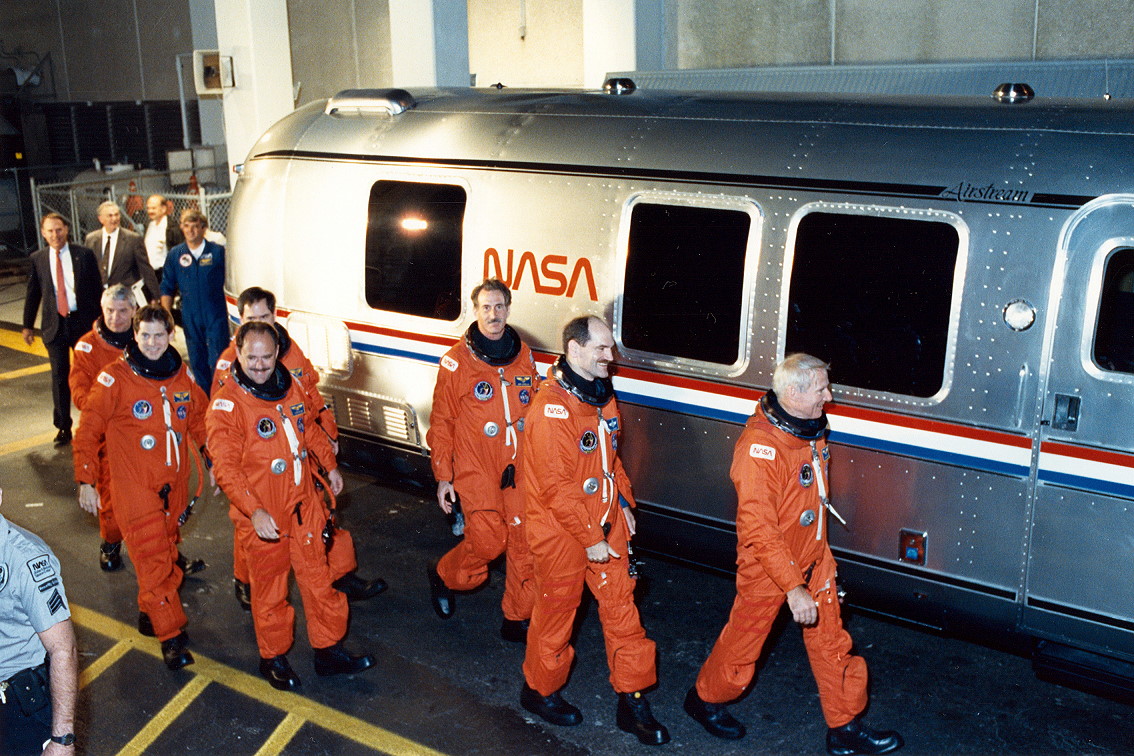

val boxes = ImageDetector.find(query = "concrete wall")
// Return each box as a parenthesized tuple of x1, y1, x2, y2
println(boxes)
(0, 0, 194, 101)
(287, 0, 392, 107)
(468, 0, 584, 87)
(670, 0, 1134, 69)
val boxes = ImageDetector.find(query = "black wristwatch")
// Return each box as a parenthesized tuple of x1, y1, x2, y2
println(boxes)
(50, 732, 75, 746)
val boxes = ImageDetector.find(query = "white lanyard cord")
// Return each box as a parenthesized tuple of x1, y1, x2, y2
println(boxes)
(498, 367, 518, 460)
(597, 408, 616, 526)
(160, 386, 180, 470)
(810, 440, 847, 540)
(277, 404, 303, 486)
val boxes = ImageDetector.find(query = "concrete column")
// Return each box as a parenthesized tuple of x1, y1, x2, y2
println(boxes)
(188, 0, 225, 151)
(388, 0, 470, 87)
(214, 0, 295, 176)
(582, 0, 636, 89)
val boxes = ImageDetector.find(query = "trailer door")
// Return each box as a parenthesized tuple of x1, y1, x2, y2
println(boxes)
(1029, 196, 1134, 662)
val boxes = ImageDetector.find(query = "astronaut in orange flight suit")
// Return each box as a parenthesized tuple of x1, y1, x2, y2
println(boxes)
(518, 316, 669, 747)
(426, 278, 538, 641)
(206, 321, 374, 691)
(69, 284, 136, 571)
(211, 287, 382, 611)
(684, 353, 903, 756)
(73, 305, 206, 671)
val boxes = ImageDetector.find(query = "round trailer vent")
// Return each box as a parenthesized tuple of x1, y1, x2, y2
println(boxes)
(992, 82, 1035, 103)
(603, 77, 637, 95)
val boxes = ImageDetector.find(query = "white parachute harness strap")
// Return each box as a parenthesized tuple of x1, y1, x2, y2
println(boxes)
(498, 367, 518, 459)
(160, 386, 180, 470)
(810, 440, 847, 541)
(597, 407, 616, 526)
(276, 404, 303, 486)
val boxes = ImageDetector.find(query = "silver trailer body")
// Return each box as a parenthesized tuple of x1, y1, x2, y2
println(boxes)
(228, 86, 1134, 688)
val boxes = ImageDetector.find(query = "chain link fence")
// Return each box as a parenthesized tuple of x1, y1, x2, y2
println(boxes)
(31, 170, 232, 244)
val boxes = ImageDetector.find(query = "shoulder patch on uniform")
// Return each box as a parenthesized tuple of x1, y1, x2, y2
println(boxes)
(215, 359, 231, 371)
(75, 341, 92, 353)
(544, 404, 569, 419)
(211, 398, 234, 412)
(440, 355, 459, 372)
(749, 443, 776, 460)
(26, 554, 55, 582)
(97, 371, 115, 387)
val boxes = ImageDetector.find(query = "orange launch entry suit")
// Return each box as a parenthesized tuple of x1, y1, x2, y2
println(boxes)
(427, 325, 538, 622)
(70, 319, 132, 544)
(521, 359, 656, 696)
(693, 395, 868, 728)
(73, 344, 207, 641)
(206, 362, 350, 658)
(212, 324, 347, 586)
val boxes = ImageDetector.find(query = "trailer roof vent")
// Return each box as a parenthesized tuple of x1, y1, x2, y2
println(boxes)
(603, 77, 636, 95)
(325, 88, 417, 116)
(992, 82, 1035, 103)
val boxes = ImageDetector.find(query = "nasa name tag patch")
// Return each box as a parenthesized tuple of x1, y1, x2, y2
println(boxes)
(473, 381, 493, 401)
(75, 341, 92, 353)
(290, 368, 303, 378)
(97, 372, 115, 387)
(290, 403, 305, 416)
(27, 554, 55, 582)
(216, 359, 231, 371)
(544, 404, 568, 419)
(605, 417, 619, 433)
(179, 253, 193, 267)
(211, 398, 234, 412)
(749, 443, 776, 460)
(821, 446, 830, 461)
(514, 375, 532, 387)
(173, 391, 190, 403)
(440, 355, 459, 372)
(200, 253, 214, 266)
(257, 417, 277, 439)
(132, 400, 153, 420)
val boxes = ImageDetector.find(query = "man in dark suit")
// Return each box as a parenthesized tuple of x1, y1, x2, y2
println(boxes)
(84, 201, 160, 303)
(22, 212, 103, 445)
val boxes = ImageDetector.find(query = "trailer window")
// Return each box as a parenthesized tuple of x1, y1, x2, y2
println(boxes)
(786, 211, 959, 397)
(1093, 248, 1134, 373)
(622, 203, 750, 365)
(365, 181, 464, 320)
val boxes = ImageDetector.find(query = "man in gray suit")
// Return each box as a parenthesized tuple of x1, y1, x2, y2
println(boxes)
(84, 201, 160, 303)
(22, 213, 103, 446)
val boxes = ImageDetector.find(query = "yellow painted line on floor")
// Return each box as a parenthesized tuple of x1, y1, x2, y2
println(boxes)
(0, 431, 57, 457)
(117, 674, 210, 755)
(70, 605, 445, 756)
(255, 712, 306, 756)
(0, 328, 48, 357)
(79, 640, 131, 688)
(0, 363, 52, 381)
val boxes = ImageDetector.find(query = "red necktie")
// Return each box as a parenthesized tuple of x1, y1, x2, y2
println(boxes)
(54, 249, 69, 317)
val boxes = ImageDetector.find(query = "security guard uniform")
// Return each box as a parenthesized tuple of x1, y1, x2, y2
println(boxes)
(0, 513, 71, 753)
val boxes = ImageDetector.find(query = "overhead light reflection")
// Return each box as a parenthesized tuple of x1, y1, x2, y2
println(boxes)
(401, 217, 428, 232)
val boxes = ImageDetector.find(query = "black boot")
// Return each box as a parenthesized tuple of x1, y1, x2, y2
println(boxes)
(520, 683, 582, 726)
(259, 655, 301, 691)
(617, 691, 670, 746)
(138, 612, 156, 637)
(176, 552, 206, 576)
(234, 578, 252, 611)
(99, 541, 123, 572)
(826, 718, 904, 756)
(332, 571, 388, 601)
(500, 618, 529, 643)
(313, 642, 376, 677)
(427, 563, 455, 619)
(160, 631, 194, 671)
(683, 686, 745, 739)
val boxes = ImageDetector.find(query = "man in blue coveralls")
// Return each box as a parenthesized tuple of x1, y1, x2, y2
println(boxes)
(160, 208, 229, 394)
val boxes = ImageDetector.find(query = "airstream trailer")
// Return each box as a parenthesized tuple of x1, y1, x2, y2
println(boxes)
(226, 85, 1134, 695)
